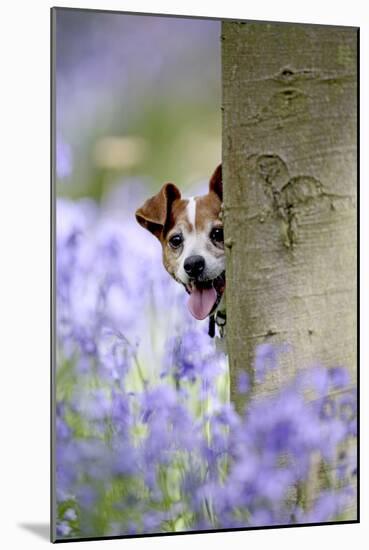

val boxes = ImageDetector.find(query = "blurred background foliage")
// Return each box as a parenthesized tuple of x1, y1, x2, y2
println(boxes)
(56, 10, 221, 201)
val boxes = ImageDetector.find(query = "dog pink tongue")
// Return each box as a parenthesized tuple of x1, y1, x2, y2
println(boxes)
(188, 286, 218, 320)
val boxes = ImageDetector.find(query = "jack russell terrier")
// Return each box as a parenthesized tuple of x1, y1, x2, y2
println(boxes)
(135, 164, 226, 338)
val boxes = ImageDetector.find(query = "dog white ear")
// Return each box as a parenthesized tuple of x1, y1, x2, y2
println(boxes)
(209, 164, 222, 201)
(135, 183, 181, 239)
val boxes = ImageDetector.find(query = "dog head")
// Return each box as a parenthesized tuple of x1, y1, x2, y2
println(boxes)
(135, 164, 225, 320)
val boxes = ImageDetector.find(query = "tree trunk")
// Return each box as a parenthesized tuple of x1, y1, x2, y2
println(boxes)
(222, 21, 357, 515)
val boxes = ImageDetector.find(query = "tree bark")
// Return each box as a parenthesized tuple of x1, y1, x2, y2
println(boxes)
(222, 21, 357, 515)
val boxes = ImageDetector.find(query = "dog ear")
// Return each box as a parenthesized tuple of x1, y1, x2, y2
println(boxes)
(135, 183, 181, 239)
(209, 163, 222, 201)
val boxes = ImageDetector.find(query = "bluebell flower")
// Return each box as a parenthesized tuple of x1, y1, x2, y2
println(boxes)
(237, 371, 250, 394)
(55, 189, 356, 537)
(64, 508, 77, 521)
(329, 367, 351, 390)
(56, 521, 71, 537)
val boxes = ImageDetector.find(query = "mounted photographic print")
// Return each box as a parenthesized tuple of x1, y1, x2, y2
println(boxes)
(51, 7, 358, 542)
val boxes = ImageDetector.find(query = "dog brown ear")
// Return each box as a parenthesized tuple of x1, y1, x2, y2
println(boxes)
(209, 163, 222, 201)
(135, 183, 181, 239)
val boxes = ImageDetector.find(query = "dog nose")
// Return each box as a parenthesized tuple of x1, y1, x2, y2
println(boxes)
(184, 255, 205, 278)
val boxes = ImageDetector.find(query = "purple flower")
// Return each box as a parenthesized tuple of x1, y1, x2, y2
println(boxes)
(298, 365, 329, 397)
(165, 324, 225, 385)
(304, 491, 341, 523)
(72, 388, 111, 421)
(55, 188, 356, 537)
(329, 367, 351, 390)
(64, 508, 77, 521)
(56, 521, 71, 537)
(237, 371, 250, 394)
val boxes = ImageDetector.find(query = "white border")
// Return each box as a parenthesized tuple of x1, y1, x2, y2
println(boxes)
(0, 1, 366, 548)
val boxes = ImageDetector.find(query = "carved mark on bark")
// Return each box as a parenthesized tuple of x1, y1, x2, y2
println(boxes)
(256, 154, 353, 248)
(274, 67, 319, 83)
(280, 175, 325, 247)
(263, 88, 308, 119)
(241, 88, 309, 128)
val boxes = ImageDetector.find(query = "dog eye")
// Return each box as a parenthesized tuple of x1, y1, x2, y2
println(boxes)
(169, 234, 183, 249)
(210, 227, 223, 244)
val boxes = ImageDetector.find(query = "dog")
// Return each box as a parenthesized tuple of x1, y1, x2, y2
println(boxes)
(135, 164, 226, 338)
